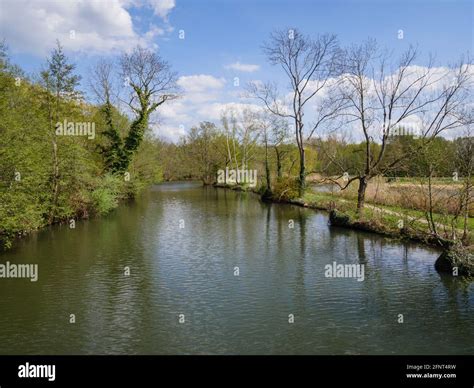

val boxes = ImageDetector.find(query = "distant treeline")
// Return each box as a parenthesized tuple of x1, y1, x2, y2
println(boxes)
(156, 120, 472, 185)
(313, 135, 473, 178)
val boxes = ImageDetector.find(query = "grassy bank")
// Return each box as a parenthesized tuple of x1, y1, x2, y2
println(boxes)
(303, 191, 473, 240)
(214, 181, 472, 245)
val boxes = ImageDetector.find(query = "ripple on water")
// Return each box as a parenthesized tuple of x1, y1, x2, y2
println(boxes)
(0, 183, 472, 354)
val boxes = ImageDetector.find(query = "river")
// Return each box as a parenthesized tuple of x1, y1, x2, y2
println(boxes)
(0, 182, 472, 354)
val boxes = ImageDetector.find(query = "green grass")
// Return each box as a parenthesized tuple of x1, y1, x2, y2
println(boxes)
(302, 191, 473, 236)
(388, 176, 463, 186)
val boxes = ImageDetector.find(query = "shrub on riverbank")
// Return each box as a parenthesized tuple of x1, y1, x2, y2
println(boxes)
(0, 170, 152, 250)
(90, 175, 124, 216)
(272, 177, 300, 201)
(329, 210, 352, 227)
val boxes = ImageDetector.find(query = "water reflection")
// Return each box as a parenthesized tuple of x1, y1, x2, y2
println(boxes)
(0, 182, 472, 355)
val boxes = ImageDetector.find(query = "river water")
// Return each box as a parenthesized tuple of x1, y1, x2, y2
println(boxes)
(0, 182, 472, 354)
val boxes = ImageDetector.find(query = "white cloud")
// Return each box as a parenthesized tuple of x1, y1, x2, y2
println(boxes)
(158, 101, 189, 122)
(225, 62, 260, 73)
(150, 73, 264, 142)
(0, 0, 174, 56)
(144, 25, 166, 39)
(177, 74, 226, 92)
(151, 74, 231, 141)
(148, 0, 175, 19)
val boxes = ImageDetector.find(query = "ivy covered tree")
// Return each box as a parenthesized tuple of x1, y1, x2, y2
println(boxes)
(92, 46, 180, 173)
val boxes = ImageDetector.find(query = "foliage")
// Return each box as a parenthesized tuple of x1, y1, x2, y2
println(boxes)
(272, 177, 300, 201)
(0, 44, 164, 250)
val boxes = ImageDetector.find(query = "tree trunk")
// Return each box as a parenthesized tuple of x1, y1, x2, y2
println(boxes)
(427, 166, 438, 236)
(461, 178, 470, 243)
(298, 147, 305, 197)
(48, 93, 59, 223)
(52, 140, 59, 212)
(275, 146, 282, 179)
(265, 168, 271, 191)
(357, 177, 368, 217)
(265, 141, 271, 191)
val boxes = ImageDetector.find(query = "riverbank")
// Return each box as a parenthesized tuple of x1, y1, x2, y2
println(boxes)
(0, 177, 148, 251)
(213, 182, 473, 278)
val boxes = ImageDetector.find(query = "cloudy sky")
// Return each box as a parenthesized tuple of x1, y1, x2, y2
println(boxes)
(0, 0, 472, 141)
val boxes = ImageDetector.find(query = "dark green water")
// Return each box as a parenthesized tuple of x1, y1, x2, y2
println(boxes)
(0, 182, 472, 354)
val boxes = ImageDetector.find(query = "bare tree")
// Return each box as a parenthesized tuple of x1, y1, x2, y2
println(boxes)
(89, 60, 115, 105)
(221, 107, 260, 184)
(248, 29, 341, 195)
(120, 46, 179, 115)
(255, 112, 274, 194)
(186, 122, 220, 185)
(326, 39, 473, 216)
(270, 115, 291, 180)
(453, 120, 473, 243)
(238, 108, 260, 171)
(221, 109, 241, 183)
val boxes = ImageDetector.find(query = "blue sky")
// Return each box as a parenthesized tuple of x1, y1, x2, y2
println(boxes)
(163, 0, 472, 71)
(1, 0, 472, 140)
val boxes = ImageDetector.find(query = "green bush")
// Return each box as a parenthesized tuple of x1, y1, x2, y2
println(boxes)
(90, 174, 123, 215)
(272, 177, 300, 201)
